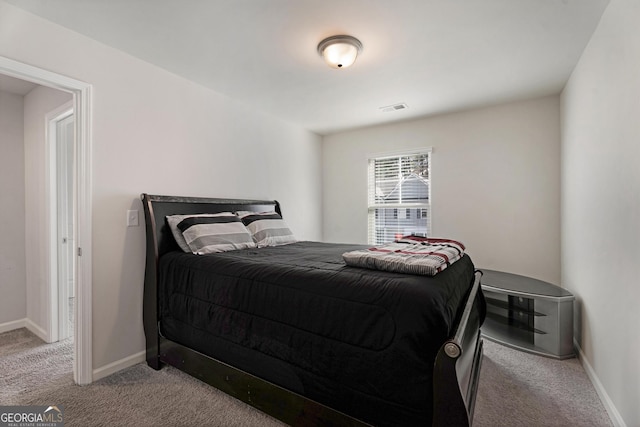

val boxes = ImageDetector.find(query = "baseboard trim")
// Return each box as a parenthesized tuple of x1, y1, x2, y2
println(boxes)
(574, 340, 627, 427)
(25, 319, 48, 342)
(92, 350, 146, 382)
(0, 319, 27, 334)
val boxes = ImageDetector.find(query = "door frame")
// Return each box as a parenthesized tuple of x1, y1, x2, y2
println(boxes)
(46, 101, 74, 343)
(0, 55, 93, 385)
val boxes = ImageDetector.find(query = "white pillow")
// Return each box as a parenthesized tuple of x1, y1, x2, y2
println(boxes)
(236, 211, 297, 248)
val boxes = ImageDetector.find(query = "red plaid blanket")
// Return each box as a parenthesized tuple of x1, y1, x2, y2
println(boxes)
(342, 236, 466, 276)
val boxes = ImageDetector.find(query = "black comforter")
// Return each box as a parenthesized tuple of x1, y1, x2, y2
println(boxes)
(158, 241, 478, 426)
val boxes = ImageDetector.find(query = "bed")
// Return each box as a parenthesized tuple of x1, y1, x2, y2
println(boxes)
(141, 193, 485, 426)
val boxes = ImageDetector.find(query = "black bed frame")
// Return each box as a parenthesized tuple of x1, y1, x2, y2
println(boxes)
(141, 193, 484, 426)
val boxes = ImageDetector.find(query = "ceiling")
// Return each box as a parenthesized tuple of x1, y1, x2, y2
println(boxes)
(4, 0, 609, 135)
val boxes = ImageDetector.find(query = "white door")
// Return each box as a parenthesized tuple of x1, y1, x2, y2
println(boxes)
(54, 110, 75, 341)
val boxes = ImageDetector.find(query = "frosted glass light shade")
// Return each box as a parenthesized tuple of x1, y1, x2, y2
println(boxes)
(317, 35, 363, 69)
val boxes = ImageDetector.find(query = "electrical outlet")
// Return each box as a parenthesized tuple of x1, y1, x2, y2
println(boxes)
(127, 209, 139, 227)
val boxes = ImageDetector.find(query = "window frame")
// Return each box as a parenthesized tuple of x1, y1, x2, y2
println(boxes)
(367, 148, 432, 245)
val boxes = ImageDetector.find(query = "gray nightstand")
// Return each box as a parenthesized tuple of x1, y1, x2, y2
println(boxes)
(480, 269, 575, 359)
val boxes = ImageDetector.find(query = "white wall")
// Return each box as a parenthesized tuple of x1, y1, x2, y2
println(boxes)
(23, 86, 73, 338)
(0, 90, 26, 328)
(0, 2, 322, 372)
(561, 0, 639, 425)
(323, 96, 561, 285)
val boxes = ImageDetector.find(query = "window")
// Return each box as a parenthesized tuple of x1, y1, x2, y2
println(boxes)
(368, 150, 431, 245)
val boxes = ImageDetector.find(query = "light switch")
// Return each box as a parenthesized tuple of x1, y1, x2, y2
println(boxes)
(127, 209, 139, 227)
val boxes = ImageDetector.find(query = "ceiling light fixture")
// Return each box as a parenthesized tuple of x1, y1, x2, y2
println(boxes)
(317, 35, 363, 69)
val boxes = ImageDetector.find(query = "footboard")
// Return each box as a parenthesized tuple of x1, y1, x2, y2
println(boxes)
(432, 270, 484, 427)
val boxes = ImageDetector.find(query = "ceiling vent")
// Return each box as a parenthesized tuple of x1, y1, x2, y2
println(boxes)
(379, 103, 408, 113)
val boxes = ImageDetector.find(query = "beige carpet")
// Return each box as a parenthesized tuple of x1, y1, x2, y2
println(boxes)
(0, 328, 282, 427)
(0, 328, 612, 426)
(475, 340, 612, 427)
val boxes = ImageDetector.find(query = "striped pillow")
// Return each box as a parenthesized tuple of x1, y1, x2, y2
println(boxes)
(236, 211, 297, 247)
(177, 214, 256, 254)
(167, 213, 233, 252)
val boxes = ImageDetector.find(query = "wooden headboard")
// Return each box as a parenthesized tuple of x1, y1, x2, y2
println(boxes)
(141, 194, 280, 259)
(140, 193, 280, 368)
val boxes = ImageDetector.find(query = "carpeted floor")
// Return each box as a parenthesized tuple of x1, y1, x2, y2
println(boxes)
(0, 328, 281, 427)
(0, 328, 612, 426)
(474, 340, 612, 427)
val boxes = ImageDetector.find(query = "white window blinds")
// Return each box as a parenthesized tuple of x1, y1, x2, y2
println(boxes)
(367, 150, 431, 245)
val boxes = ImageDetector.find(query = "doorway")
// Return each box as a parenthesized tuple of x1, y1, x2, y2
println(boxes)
(0, 55, 93, 385)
